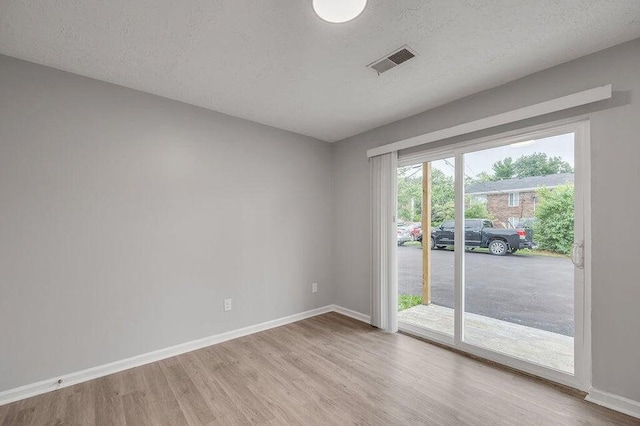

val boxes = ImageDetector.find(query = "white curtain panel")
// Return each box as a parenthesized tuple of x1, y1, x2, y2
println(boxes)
(370, 151, 398, 333)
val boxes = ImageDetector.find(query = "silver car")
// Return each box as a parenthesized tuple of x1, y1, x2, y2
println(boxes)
(397, 225, 412, 246)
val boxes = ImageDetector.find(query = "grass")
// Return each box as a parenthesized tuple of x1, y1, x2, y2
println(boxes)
(471, 247, 568, 258)
(512, 248, 569, 258)
(402, 241, 422, 247)
(398, 294, 422, 311)
(403, 243, 568, 258)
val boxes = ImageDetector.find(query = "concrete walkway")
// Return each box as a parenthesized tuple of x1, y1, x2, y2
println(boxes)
(398, 304, 574, 374)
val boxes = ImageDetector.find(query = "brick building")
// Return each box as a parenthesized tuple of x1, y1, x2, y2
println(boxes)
(466, 173, 574, 228)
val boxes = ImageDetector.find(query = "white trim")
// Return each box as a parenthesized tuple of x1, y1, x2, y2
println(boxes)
(457, 341, 580, 390)
(3, 303, 636, 420)
(368, 85, 612, 158)
(0, 305, 335, 406)
(399, 323, 583, 390)
(398, 117, 589, 166)
(454, 154, 465, 344)
(586, 388, 640, 420)
(398, 321, 454, 346)
(333, 305, 371, 323)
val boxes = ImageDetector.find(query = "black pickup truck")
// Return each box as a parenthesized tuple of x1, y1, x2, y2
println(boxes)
(423, 219, 533, 256)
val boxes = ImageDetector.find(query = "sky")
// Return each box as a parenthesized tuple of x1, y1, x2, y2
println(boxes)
(402, 133, 575, 179)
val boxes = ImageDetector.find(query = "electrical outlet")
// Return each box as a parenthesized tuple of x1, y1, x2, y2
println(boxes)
(224, 298, 232, 312)
(312, 282, 318, 293)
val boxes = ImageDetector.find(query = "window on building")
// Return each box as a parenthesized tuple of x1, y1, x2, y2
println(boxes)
(508, 192, 520, 207)
(508, 217, 519, 228)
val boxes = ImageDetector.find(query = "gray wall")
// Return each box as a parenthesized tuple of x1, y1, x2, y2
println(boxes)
(0, 55, 334, 392)
(333, 38, 640, 402)
(2, 36, 639, 404)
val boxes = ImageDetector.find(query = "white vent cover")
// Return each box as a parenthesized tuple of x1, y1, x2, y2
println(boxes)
(367, 46, 417, 75)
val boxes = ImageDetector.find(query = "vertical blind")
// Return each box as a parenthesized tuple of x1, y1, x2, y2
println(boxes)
(370, 152, 398, 332)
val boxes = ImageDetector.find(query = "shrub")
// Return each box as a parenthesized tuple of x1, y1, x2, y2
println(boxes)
(534, 184, 574, 255)
(465, 198, 492, 220)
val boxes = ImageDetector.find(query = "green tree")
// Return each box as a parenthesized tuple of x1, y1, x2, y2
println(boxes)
(429, 169, 456, 225)
(465, 198, 492, 219)
(432, 200, 454, 225)
(428, 197, 491, 225)
(492, 157, 515, 180)
(534, 184, 574, 255)
(397, 168, 422, 222)
(486, 153, 573, 181)
(397, 167, 492, 226)
(431, 168, 454, 212)
(397, 167, 457, 224)
(513, 152, 573, 178)
(473, 171, 494, 183)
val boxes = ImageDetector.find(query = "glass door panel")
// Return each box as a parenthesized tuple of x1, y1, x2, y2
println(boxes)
(461, 133, 576, 374)
(397, 158, 455, 337)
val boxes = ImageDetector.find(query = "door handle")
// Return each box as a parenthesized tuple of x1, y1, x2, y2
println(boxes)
(571, 242, 584, 269)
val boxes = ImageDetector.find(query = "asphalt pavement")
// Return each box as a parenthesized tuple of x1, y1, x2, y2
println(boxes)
(398, 245, 574, 336)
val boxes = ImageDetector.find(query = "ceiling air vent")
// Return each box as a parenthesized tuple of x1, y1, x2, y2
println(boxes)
(367, 46, 417, 75)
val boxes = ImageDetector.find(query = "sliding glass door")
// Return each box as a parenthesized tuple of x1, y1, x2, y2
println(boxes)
(397, 120, 589, 390)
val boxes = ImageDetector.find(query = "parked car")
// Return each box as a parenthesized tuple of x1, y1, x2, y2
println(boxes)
(408, 223, 422, 240)
(424, 219, 534, 255)
(397, 225, 413, 246)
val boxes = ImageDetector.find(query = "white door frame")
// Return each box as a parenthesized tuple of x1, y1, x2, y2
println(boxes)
(397, 117, 592, 391)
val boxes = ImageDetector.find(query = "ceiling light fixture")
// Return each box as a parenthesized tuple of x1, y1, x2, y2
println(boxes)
(313, 0, 367, 23)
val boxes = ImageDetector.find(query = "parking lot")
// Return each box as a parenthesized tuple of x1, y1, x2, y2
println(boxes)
(398, 245, 574, 336)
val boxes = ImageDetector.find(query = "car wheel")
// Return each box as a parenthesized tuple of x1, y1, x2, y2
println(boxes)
(430, 237, 435, 249)
(488, 239, 508, 256)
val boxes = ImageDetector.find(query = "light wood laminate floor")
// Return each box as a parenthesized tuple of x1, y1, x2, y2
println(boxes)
(0, 313, 637, 425)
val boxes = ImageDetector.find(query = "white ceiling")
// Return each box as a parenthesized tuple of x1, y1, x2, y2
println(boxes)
(1, 1, 640, 142)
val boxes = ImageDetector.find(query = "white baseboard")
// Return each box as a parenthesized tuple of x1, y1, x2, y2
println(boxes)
(332, 305, 371, 324)
(586, 388, 640, 419)
(0, 304, 335, 406)
(4, 305, 638, 421)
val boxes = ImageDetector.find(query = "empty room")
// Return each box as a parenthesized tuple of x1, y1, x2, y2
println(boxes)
(1, 1, 640, 425)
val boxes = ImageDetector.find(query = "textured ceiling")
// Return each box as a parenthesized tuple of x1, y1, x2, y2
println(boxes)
(1, 1, 640, 142)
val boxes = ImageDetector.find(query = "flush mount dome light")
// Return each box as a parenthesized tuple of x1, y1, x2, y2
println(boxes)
(313, 0, 367, 23)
